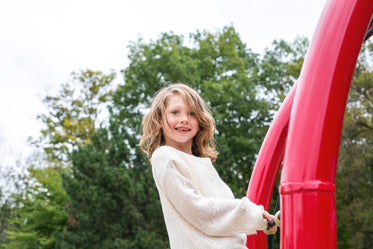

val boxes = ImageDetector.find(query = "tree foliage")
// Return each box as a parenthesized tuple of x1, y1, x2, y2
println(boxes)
(2, 69, 117, 248)
(336, 41, 373, 249)
(54, 124, 168, 249)
(33, 69, 116, 163)
(3, 167, 68, 249)
(0, 190, 13, 247)
(258, 36, 308, 103)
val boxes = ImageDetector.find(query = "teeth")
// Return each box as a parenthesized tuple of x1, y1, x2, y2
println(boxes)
(177, 128, 189, 131)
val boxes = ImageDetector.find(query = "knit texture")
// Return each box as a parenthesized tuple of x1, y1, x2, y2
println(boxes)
(151, 146, 267, 249)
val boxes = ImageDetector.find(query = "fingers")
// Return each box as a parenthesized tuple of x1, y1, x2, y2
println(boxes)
(274, 210, 281, 227)
(262, 211, 278, 235)
(262, 211, 272, 220)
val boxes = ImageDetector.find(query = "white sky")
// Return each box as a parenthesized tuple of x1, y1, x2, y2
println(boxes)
(0, 0, 326, 167)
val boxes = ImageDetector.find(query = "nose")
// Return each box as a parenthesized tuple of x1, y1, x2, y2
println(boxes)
(180, 113, 189, 123)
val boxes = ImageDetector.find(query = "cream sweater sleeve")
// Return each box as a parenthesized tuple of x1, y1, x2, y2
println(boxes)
(152, 150, 267, 237)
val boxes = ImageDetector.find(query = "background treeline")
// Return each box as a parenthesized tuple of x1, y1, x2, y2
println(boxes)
(0, 26, 371, 249)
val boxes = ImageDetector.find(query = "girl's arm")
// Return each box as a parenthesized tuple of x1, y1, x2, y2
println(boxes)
(152, 154, 268, 236)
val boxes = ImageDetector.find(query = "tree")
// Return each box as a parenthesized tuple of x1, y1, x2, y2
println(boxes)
(0, 160, 30, 248)
(257, 36, 309, 105)
(2, 70, 117, 248)
(336, 41, 373, 249)
(54, 124, 168, 249)
(33, 69, 116, 163)
(0, 189, 13, 247)
(3, 166, 68, 249)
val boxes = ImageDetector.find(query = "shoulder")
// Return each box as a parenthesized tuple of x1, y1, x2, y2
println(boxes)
(151, 146, 179, 161)
(150, 146, 190, 179)
(150, 146, 184, 169)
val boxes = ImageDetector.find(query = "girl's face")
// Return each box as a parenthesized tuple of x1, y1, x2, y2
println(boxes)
(161, 94, 199, 154)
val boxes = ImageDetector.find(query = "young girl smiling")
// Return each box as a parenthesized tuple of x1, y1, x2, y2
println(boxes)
(140, 83, 276, 249)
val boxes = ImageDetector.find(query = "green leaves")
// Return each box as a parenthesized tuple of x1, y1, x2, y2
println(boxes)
(55, 126, 168, 248)
(33, 69, 116, 163)
(3, 167, 68, 249)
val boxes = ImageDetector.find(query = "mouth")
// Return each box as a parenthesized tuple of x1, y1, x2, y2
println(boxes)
(175, 127, 191, 132)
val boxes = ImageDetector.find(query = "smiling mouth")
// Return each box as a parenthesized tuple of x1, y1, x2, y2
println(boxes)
(176, 128, 191, 131)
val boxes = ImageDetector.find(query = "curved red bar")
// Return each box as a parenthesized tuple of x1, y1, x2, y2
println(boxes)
(246, 0, 373, 248)
(280, 0, 373, 248)
(246, 82, 297, 249)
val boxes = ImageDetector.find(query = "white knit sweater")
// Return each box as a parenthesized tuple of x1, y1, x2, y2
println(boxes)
(151, 146, 267, 249)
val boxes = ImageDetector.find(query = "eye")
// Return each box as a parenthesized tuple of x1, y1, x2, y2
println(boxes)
(189, 112, 196, 117)
(171, 110, 179, 115)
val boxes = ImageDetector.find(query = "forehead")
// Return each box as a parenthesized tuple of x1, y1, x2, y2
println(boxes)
(165, 94, 189, 108)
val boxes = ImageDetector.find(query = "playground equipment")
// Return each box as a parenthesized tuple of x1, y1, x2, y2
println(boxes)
(246, 0, 373, 248)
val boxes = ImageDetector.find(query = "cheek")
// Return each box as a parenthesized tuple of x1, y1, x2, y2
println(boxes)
(192, 118, 199, 130)
(162, 116, 175, 129)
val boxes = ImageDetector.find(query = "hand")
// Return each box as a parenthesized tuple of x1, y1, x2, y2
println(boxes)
(262, 211, 277, 235)
(274, 210, 281, 227)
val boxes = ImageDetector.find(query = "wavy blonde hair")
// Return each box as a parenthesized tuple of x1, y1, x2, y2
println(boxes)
(139, 83, 218, 162)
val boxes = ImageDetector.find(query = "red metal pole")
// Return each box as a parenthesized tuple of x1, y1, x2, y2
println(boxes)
(280, 0, 373, 248)
(246, 82, 297, 249)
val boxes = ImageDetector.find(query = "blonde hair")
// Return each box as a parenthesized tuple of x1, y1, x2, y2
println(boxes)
(139, 83, 218, 162)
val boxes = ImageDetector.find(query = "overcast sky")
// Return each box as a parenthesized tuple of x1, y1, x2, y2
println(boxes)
(0, 0, 326, 168)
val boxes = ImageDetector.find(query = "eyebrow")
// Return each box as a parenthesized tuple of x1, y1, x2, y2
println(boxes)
(167, 104, 188, 109)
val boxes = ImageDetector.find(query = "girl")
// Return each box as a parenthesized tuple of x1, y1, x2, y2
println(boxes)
(140, 83, 276, 249)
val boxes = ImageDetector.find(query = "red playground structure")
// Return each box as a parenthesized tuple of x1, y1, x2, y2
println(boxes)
(246, 0, 373, 248)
